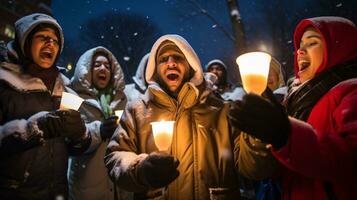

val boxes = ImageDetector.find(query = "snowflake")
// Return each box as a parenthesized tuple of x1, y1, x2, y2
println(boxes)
(123, 56, 130, 61)
(212, 24, 217, 28)
(133, 32, 138, 36)
(336, 3, 342, 7)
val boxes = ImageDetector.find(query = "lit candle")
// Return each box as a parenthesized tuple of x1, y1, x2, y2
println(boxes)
(60, 92, 84, 110)
(150, 120, 175, 151)
(114, 110, 124, 124)
(236, 52, 271, 95)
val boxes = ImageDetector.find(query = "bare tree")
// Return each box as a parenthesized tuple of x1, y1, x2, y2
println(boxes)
(59, 12, 161, 81)
(226, 0, 246, 54)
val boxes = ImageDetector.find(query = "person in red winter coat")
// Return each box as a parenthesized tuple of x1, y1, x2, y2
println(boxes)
(229, 16, 357, 200)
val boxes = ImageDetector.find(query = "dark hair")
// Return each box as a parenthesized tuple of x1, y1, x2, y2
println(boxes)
(92, 51, 112, 69)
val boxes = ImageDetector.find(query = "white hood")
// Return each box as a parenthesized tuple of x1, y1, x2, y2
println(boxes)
(146, 34, 203, 86)
(71, 46, 125, 98)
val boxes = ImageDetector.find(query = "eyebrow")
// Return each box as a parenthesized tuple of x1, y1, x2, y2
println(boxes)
(34, 33, 58, 39)
(305, 34, 321, 39)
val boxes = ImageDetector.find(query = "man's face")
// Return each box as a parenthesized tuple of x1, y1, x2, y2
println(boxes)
(92, 54, 111, 90)
(297, 27, 324, 83)
(156, 49, 190, 93)
(31, 28, 60, 69)
(208, 64, 224, 84)
(267, 67, 279, 90)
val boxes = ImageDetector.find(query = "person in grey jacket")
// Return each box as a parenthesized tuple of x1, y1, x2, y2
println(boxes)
(68, 46, 130, 200)
(0, 13, 89, 199)
(105, 34, 277, 200)
(124, 53, 150, 102)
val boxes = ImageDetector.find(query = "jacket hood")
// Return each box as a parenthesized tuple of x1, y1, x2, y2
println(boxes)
(14, 13, 64, 58)
(132, 53, 150, 92)
(71, 46, 125, 98)
(146, 34, 203, 86)
(204, 59, 227, 72)
(293, 16, 357, 77)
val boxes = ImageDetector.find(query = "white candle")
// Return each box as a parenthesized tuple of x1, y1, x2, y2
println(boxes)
(60, 92, 84, 110)
(236, 52, 271, 95)
(150, 120, 175, 151)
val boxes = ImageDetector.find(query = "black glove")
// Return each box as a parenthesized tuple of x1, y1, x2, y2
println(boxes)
(100, 116, 118, 140)
(37, 112, 63, 139)
(228, 88, 291, 149)
(136, 152, 180, 188)
(55, 109, 86, 141)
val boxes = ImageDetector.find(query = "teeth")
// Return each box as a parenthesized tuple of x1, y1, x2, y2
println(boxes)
(167, 74, 179, 80)
(299, 62, 310, 70)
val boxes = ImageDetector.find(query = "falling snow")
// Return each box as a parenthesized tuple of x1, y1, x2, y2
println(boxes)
(336, 3, 342, 7)
(133, 32, 138, 36)
(212, 24, 217, 28)
(123, 56, 130, 61)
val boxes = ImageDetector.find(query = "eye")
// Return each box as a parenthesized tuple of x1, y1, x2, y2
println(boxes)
(307, 42, 318, 47)
(34, 35, 59, 46)
(158, 56, 169, 63)
(173, 55, 184, 61)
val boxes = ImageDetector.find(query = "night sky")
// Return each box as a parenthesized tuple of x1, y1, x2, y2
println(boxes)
(52, 0, 357, 83)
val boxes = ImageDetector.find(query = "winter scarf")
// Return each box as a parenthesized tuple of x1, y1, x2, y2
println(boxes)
(26, 64, 59, 92)
(287, 60, 357, 121)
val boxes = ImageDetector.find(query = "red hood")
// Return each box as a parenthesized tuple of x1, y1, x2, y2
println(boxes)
(293, 16, 357, 78)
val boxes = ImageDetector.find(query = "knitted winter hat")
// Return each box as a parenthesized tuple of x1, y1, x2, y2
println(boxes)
(14, 13, 64, 57)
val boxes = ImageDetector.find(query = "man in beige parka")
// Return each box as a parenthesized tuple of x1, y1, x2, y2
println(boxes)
(105, 34, 277, 200)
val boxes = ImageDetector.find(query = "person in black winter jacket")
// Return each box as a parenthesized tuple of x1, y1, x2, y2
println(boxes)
(0, 13, 90, 199)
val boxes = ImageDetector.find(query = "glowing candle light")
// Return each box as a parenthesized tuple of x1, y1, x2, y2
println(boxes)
(60, 92, 84, 110)
(236, 52, 271, 95)
(150, 120, 175, 151)
(114, 110, 124, 124)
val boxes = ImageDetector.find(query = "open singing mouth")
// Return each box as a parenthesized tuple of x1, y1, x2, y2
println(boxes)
(98, 73, 108, 81)
(166, 70, 181, 81)
(40, 48, 54, 59)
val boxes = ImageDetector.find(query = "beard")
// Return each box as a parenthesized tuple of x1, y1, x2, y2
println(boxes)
(156, 72, 191, 98)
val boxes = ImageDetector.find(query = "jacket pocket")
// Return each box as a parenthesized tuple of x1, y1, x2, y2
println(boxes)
(209, 187, 240, 200)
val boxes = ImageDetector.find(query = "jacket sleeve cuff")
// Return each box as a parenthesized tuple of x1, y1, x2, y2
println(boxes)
(272, 117, 315, 170)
